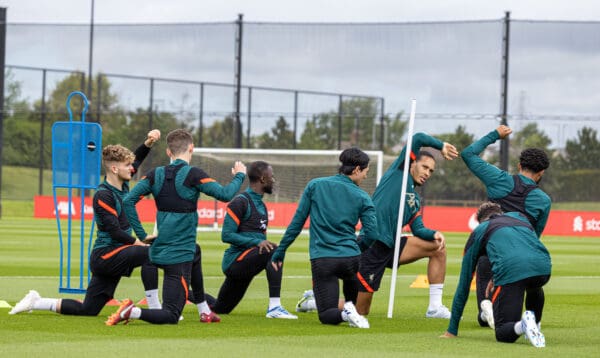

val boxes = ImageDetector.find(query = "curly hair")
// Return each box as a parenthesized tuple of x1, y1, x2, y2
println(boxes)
(102, 144, 135, 165)
(476, 202, 503, 223)
(519, 148, 549, 173)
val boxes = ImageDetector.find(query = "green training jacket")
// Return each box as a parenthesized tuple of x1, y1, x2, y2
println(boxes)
(447, 212, 552, 335)
(272, 174, 378, 263)
(461, 129, 551, 237)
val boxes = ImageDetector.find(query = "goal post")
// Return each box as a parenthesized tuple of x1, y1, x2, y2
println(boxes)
(191, 148, 384, 231)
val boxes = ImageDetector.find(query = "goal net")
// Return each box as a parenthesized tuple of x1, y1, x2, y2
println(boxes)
(191, 148, 384, 230)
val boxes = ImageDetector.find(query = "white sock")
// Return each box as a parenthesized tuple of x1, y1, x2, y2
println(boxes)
(197, 301, 211, 315)
(129, 307, 142, 319)
(341, 310, 349, 322)
(144, 289, 161, 309)
(428, 283, 444, 310)
(514, 321, 524, 335)
(33, 298, 58, 312)
(269, 297, 281, 310)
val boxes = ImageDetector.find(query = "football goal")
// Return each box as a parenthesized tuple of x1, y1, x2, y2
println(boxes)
(191, 148, 384, 230)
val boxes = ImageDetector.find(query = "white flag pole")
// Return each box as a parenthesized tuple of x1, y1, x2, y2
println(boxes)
(387, 99, 417, 318)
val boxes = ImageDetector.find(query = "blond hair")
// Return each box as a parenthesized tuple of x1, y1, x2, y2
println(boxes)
(102, 144, 135, 168)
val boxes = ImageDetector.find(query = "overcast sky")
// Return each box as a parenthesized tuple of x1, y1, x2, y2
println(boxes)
(1, 0, 600, 23)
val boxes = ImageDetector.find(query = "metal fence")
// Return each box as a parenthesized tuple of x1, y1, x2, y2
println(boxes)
(1, 11, 600, 206)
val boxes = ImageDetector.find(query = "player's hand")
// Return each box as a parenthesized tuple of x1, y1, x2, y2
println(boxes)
(232, 161, 247, 175)
(496, 125, 512, 139)
(440, 331, 456, 338)
(258, 240, 277, 254)
(145, 129, 161, 147)
(485, 279, 495, 298)
(433, 231, 446, 251)
(143, 235, 157, 245)
(133, 239, 149, 247)
(271, 261, 282, 271)
(441, 142, 459, 160)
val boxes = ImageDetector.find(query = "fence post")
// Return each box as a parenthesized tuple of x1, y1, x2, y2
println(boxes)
(0, 7, 6, 218)
(234, 14, 244, 148)
(246, 87, 252, 148)
(338, 95, 343, 149)
(198, 83, 204, 146)
(293, 91, 298, 149)
(39, 69, 47, 195)
(499, 11, 511, 170)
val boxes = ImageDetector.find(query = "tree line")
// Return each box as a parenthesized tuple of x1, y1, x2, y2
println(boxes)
(4, 71, 600, 203)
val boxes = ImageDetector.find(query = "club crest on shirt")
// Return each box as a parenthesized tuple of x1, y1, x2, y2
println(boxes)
(259, 219, 267, 231)
(406, 193, 417, 210)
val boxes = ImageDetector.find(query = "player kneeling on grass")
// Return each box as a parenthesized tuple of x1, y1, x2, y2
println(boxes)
(205, 161, 297, 319)
(10, 131, 163, 317)
(271, 148, 378, 329)
(106, 129, 246, 325)
(442, 202, 551, 348)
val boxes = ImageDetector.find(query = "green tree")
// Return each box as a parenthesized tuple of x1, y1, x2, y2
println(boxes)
(423, 126, 484, 204)
(254, 116, 295, 149)
(202, 116, 240, 148)
(560, 127, 600, 170)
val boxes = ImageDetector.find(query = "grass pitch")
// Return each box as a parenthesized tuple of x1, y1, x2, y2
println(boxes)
(0, 218, 599, 357)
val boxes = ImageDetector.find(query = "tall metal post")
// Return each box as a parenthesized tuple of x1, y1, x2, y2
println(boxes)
(0, 8, 6, 218)
(87, 0, 95, 119)
(149, 78, 155, 129)
(337, 95, 343, 150)
(96, 73, 102, 123)
(234, 14, 244, 148)
(500, 11, 511, 170)
(198, 83, 204, 146)
(246, 87, 252, 148)
(380, 98, 385, 150)
(39, 69, 47, 195)
(293, 91, 298, 149)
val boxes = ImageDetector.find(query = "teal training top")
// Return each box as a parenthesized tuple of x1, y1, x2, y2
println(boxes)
(447, 212, 552, 336)
(461, 129, 551, 237)
(361, 132, 443, 249)
(123, 159, 246, 265)
(221, 188, 268, 272)
(272, 174, 378, 263)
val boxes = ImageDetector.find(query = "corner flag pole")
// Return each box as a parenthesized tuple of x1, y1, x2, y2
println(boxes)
(387, 99, 416, 318)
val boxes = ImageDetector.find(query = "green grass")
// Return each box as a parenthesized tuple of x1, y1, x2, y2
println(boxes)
(3, 164, 600, 213)
(0, 218, 599, 357)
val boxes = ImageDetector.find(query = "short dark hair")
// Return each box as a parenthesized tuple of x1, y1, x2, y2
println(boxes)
(166, 129, 193, 155)
(247, 161, 271, 183)
(416, 150, 436, 162)
(339, 147, 370, 175)
(519, 148, 549, 173)
(476, 202, 503, 222)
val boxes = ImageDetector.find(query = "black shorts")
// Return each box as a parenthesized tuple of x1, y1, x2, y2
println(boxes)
(90, 245, 150, 277)
(356, 238, 407, 292)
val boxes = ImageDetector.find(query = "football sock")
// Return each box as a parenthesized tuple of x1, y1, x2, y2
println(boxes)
(197, 301, 211, 314)
(144, 289, 161, 309)
(428, 283, 444, 310)
(33, 298, 58, 312)
(514, 321, 524, 335)
(129, 307, 142, 319)
(269, 297, 281, 310)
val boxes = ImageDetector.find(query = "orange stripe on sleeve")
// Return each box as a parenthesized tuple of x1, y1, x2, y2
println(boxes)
(226, 208, 240, 225)
(199, 178, 216, 184)
(98, 199, 118, 217)
(491, 285, 502, 303)
(356, 272, 374, 293)
(410, 151, 416, 161)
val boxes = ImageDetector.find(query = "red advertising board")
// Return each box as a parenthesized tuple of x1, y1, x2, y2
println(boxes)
(35, 195, 600, 237)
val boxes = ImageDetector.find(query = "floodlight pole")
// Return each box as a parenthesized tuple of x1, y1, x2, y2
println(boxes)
(234, 14, 244, 148)
(87, 0, 95, 119)
(499, 11, 511, 170)
(0, 8, 6, 219)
